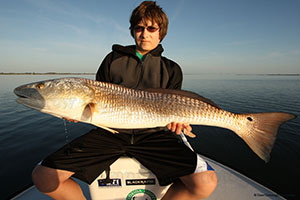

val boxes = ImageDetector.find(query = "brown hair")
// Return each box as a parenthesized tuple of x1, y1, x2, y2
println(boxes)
(129, 1, 168, 41)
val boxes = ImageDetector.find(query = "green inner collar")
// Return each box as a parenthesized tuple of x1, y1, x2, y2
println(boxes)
(136, 50, 144, 61)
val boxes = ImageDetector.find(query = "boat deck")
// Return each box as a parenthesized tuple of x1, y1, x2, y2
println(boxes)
(12, 156, 284, 200)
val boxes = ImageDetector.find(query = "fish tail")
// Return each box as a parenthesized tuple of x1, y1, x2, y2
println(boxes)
(236, 112, 296, 162)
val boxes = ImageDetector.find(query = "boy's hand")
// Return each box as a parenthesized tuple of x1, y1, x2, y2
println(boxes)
(167, 122, 192, 135)
(63, 117, 78, 123)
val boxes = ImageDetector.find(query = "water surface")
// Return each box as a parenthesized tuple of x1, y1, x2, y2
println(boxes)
(0, 74, 299, 199)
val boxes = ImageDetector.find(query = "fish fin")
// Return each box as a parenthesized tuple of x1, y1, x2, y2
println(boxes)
(183, 128, 196, 138)
(236, 112, 296, 162)
(145, 88, 220, 108)
(81, 103, 119, 134)
(81, 103, 96, 121)
(93, 123, 119, 134)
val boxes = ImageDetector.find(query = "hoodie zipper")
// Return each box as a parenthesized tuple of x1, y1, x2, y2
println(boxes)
(134, 55, 147, 88)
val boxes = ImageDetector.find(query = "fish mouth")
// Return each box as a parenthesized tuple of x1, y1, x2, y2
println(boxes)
(14, 92, 28, 99)
(14, 87, 45, 110)
(14, 87, 31, 101)
(14, 87, 29, 100)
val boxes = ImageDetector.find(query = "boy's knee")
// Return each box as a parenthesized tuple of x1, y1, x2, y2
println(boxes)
(182, 170, 217, 199)
(193, 171, 217, 199)
(32, 165, 60, 193)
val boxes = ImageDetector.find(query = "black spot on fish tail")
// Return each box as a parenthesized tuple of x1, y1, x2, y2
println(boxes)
(236, 112, 296, 162)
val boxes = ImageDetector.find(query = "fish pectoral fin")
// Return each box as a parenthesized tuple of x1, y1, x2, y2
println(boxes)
(81, 103, 96, 121)
(183, 128, 196, 138)
(93, 123, 119, 134)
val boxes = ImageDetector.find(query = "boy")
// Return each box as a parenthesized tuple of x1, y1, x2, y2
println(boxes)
(32, 1, 217, 199)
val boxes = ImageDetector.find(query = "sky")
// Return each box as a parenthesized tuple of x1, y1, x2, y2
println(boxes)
(0, 0, 300, 74)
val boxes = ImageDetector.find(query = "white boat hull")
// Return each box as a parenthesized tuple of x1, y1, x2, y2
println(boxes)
(12, 156, 284, 200)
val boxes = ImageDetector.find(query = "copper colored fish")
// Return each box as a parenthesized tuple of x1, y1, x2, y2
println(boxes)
(14, 77, 296, 162)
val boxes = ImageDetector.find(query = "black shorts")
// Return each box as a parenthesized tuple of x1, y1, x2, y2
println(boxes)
(41, 128, 199, 186)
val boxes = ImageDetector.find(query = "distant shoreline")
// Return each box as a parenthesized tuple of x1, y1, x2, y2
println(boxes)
(0, 72, 96, 75)
(237, 73, 300, 76)
(1, 72, 299, 76)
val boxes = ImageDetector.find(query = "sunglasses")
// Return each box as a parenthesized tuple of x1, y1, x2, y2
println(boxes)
(133, 25, 160, 33)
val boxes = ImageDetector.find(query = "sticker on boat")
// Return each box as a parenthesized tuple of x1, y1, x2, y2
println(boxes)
(126, 189, 157, 200)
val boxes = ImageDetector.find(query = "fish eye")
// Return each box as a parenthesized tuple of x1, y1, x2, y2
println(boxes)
(36, 83, 45, 89)
(247, 117, 253, 122)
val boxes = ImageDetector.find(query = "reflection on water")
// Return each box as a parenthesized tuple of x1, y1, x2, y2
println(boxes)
(1, 74, 300, 199)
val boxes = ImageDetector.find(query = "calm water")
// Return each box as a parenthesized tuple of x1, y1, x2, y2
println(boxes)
(1, 74, 300, 199)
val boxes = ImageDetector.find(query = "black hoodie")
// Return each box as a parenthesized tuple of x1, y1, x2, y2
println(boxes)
(96, 44, 183, 90)
(95, 44, 183, 135)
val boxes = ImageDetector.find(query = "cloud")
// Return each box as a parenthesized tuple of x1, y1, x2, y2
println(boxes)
(225, 40, 258, 46)
(165, 0, 185, 22)
(26, 0, 129, 39)
(267, 51, 284, 58)
(26, 0, 79, 17)
(266, 49, 300, 58)
(290, 49, 300, 55)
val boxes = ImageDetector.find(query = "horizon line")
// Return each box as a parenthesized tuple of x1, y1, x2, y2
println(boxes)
(1, 72, 300, 76)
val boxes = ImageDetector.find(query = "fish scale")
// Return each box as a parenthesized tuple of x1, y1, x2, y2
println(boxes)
(90, 81, 215, 128)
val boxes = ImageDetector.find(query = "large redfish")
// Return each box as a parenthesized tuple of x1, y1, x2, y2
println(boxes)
(14, 77, 296, 162)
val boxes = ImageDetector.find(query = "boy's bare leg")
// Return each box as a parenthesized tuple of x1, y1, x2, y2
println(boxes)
(32, 165, 86, 200)
(162, 170, 217, 200)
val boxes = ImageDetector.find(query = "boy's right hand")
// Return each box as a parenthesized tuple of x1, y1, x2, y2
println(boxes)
(63, 117, 78, 123)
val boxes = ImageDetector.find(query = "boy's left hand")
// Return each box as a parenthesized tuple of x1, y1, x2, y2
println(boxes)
(167, 122, 192, 135)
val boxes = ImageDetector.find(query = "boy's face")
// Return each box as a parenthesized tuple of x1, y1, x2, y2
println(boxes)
(133, 19, 160, 55)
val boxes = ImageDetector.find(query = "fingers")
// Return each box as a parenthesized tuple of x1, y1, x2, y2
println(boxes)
(167, 122, 192, 135)
(63, 117, 78, 123)
(167, 122, 175, 132)
(175, 123, 183, 135)
(183, 123, 192, 132)
(167, 123, 172, 130)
